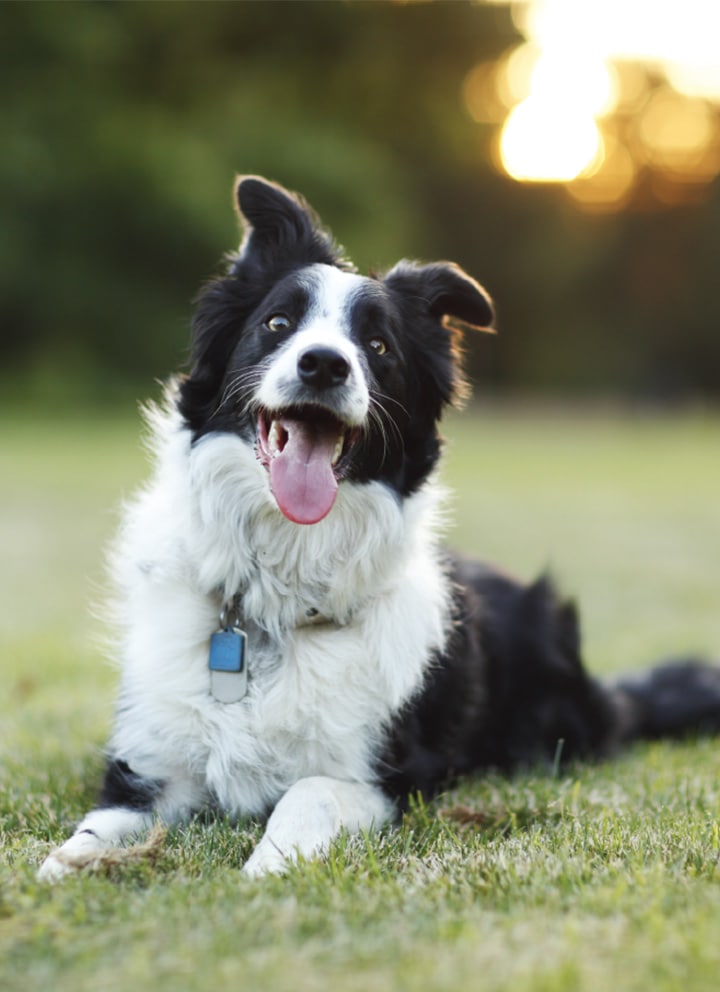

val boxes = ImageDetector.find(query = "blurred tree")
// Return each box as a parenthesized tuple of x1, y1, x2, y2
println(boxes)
(1, 1, 718, 403)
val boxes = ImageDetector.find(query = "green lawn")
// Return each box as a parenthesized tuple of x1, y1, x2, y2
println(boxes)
(2, 405, 720, 992)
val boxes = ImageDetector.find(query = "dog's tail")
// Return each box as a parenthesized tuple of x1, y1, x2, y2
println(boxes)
(611, 658, 720, 743)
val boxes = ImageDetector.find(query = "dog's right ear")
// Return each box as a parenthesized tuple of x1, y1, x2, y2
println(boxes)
(233, 176, 347, 273)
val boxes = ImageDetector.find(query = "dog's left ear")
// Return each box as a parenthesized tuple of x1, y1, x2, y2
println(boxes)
(383, 260, 494, 330)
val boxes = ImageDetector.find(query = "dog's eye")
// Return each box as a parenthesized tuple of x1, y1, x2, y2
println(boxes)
(265, 314, 292, 333)
(368, 337, 388, 356)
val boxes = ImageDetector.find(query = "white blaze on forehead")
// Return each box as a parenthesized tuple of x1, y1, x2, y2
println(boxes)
(302, 263, 370, 331)
(255, 264, 371, 424)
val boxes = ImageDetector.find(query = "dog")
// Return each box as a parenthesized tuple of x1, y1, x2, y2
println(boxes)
(39, 176, 720, 880)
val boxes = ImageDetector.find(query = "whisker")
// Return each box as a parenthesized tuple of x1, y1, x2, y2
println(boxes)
(371, 389, 410, 421)
(211, 365, 266, 418)
(367, 392, 405, 465)
(370, 392, 404, 441)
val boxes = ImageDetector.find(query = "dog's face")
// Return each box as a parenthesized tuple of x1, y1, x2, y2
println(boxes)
(179, 177, 493, 524)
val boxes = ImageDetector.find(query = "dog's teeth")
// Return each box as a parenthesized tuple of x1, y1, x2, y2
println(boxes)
(332, 434, 344, 466)
(268, 421, 281, 456)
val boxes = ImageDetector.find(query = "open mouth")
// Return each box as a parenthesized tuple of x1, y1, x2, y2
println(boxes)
(256, 407, 360, 525)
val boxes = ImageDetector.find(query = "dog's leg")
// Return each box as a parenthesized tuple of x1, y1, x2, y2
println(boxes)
(37, 757, 203, 882)
(242, 776, 394, 877)
(37, 805, 156, 882)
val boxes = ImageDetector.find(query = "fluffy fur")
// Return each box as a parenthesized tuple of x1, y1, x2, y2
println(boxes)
(39, 177, 720, 881)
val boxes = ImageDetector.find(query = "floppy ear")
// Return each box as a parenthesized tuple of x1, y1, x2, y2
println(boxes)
(233, 176, 347, 271)
(382, 260, 494, 416)
(383, 260, 494, 330)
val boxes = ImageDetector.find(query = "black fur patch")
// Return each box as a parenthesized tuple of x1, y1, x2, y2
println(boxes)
(377, 561, 619, 804)
(98, 758, 163, 811)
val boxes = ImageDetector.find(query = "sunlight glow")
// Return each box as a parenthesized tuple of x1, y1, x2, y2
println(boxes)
(530, 52, 617, 118)
(567, 133, 635, 209)
(500, 98, 602, 182)
(475, 0, 720, 204)
(638, 89, 720, 179)
(497, 52, 613, 182)
(514, 0, 720, 101)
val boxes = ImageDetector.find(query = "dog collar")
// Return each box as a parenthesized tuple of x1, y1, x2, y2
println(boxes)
(208, 597, 341, 703)
(208, 599, 248, 704)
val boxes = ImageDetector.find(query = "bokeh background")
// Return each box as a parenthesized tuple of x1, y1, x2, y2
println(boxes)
(3, 0, 720, 408)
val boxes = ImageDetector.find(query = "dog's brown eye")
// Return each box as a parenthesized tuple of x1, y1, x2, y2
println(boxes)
(369, 337, 388, 356)
(266, 314, 291, 333)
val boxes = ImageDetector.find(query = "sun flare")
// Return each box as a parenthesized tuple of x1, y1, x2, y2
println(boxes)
(500, 98, 602, 182)
(478, 0, 720, 202)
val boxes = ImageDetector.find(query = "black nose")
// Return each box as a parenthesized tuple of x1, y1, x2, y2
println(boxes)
(297, 347, 351, 390)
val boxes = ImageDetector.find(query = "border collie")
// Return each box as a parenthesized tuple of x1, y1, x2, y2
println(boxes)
(39, 176, 720, 880)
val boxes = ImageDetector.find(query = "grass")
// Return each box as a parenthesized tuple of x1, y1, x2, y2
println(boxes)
(2, 402, 720, 992)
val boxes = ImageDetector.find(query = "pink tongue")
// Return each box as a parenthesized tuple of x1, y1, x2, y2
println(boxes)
(269, 418, 341, 525)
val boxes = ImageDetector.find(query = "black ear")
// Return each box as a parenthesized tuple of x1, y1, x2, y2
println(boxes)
(383, 260, 494, 329)
(235, 176, 316, 248)
(233, 175, 347, 271)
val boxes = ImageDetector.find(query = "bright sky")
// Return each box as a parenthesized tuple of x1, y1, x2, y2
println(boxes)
(480, 0, 720, 198)
(517, 0, 720, 100)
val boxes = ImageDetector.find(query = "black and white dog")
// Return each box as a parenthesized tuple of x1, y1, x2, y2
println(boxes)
(40, 177, 720, 880)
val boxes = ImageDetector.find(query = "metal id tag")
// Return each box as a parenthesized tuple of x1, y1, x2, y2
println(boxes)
(208, 626, 248, 703)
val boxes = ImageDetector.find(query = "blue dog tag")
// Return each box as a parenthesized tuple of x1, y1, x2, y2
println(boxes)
(209, 627, 248, 703)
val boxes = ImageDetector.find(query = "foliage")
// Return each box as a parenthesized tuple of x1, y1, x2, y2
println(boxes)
(2, 2, 720, 400)
(2, 409, 720, 991)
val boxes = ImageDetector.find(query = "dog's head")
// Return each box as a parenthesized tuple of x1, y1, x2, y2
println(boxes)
(179, 176, 493, 524)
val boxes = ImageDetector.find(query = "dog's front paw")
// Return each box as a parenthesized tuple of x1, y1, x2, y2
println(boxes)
(37, 851, 75, 883)
(241, 837, 291, 878)
(37, 831, 107, 883)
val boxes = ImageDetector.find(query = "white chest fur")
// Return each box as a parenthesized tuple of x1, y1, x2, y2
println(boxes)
(108, 413, 451, 817)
